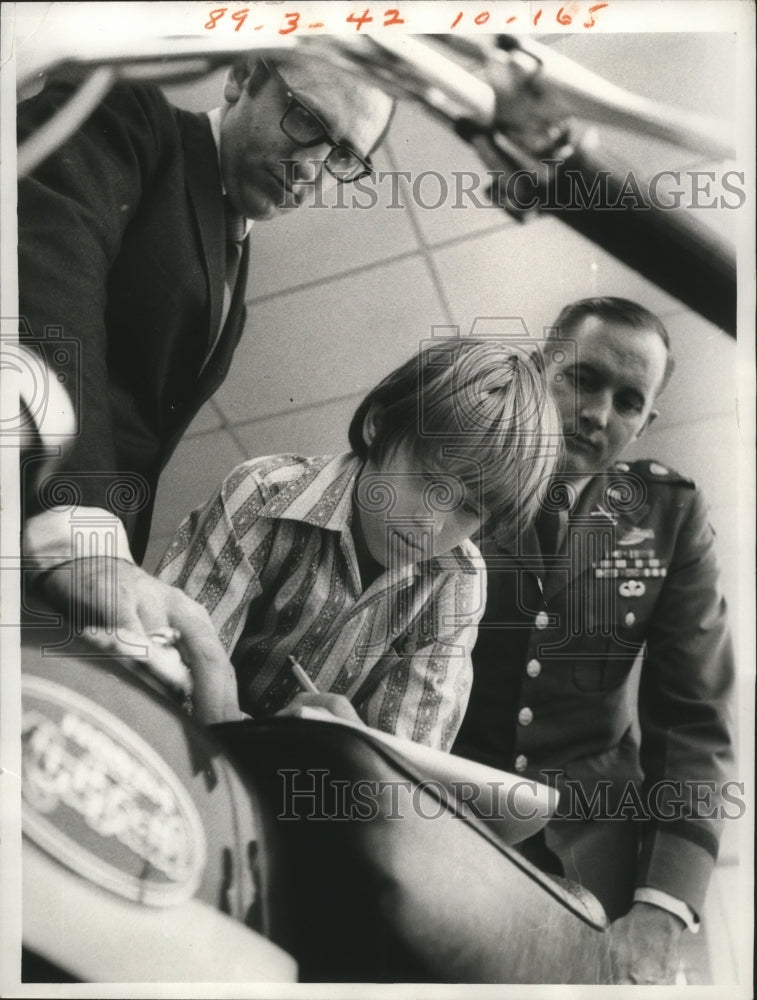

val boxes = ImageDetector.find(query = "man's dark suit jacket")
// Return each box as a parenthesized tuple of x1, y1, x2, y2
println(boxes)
(18, 81, 250, 562)
(454, 460, 734, 919)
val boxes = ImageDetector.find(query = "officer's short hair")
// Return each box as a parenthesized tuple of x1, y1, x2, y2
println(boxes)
(348, 339, 561, 539)
(550, 297, 675, 393)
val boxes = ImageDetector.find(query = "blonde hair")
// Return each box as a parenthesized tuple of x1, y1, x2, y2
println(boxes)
(349, 339, 561, 539)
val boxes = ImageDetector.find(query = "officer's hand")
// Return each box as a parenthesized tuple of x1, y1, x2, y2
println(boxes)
(278, 691, 365, 726)
(610, 901, 685, 984)
(37, 556, 244, 725)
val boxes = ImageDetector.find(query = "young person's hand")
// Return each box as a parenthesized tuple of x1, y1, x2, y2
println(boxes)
(35, 556, 243, 725)
(278, 691, 366, 726)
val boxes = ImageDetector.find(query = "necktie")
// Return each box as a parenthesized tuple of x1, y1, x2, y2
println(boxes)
(535, 508, 563, 557)
(225, 199, 247, 245)
(203, 200, 247, 368)
(536, 478, 571, 556)
(223, 198, 247, 308)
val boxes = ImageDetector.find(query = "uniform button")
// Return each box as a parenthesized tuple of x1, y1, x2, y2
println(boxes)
(514, 754, 528, 772)
(518, 707, 534, 726)
(526, 658, 542, 678)
(625, 612, 636, 626)
(534, 610, 549, 630)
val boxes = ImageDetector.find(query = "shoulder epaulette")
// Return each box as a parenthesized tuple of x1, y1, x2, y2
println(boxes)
(612, 459, 695, 487)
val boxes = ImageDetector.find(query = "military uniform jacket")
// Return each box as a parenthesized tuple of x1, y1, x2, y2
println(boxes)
(454, 460, 734, 915)
(18, 80, 250, 562)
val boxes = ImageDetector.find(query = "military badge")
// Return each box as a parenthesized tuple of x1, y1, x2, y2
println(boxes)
(594, 548, 668, 580)
(618, 527, 655, 546)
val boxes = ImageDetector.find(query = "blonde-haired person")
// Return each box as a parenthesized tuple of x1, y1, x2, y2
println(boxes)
(157, 339, 560, 749)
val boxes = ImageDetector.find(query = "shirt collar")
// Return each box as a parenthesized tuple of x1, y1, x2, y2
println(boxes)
(259, 453, 361, 535)
(207, 107, 254, 237)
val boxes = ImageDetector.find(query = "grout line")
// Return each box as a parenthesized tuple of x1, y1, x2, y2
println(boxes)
(244, 247, 422, 306)
(227, 388, 366, 428)
(413, 215, 519, 255)
(242, 209, 527, 307)
(214, 390, 369, 456)
(183, 422, 228, 441)
(224, 420, 255, 460)
(383, 142, 457, 329)
(207, 396, 225, 422)
(240, 219, 725, 334)
(226, 423, 252, 462)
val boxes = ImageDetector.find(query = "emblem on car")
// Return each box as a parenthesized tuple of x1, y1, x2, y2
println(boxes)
(21, 674, 206, 906)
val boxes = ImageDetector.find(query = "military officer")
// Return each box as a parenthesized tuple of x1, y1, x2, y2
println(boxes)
(454, 297, 734, 984)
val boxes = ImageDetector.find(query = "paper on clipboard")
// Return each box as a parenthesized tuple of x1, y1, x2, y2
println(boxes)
(292, 706, 559, 845)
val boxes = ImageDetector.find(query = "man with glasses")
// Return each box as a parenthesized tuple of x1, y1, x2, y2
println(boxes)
(18, 54, 395, 720)
(222, 58, 379, 220)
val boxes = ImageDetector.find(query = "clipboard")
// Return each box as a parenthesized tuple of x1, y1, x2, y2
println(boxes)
(289, 705, 559, 845)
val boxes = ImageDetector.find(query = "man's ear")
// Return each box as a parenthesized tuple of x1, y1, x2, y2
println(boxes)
(362, 405, 383, 447)
(223, 63, 246, 105)
(223, 57, 262, 104)
(635, 408, 659, 439)
(224, 59, 270, 105)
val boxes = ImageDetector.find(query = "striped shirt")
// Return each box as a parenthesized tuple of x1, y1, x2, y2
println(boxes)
(156, 453, 485, 750)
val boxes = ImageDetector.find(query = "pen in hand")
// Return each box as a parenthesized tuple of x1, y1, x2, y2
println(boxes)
(288, 654, 320, 695)
(287, 655, 365, 727)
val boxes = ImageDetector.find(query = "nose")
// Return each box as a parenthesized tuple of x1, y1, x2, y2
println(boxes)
(403, 510, 443, 549)
(579, 390, 612, 431)
(290, 142, 332, 184)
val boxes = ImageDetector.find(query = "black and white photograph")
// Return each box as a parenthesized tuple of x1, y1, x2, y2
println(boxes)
(1, 1, 754, 994)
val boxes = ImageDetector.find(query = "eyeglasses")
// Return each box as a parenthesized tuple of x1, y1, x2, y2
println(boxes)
(260, 59, 374, 184)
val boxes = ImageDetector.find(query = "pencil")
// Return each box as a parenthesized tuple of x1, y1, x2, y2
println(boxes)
(288, 654, 320, 695)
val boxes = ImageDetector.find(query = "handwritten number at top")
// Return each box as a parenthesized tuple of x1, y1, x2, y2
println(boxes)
(204, 3, 608, 32)
(450, 3, 608, 29)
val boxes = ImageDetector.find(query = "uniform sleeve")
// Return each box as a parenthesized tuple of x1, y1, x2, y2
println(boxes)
(636, 487, 735, 916)
(155, 464, 271, 654)
(18, 80, 170, 516)
(359, 565, 486, 751)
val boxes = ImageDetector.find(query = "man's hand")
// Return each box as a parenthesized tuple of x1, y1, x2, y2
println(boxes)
(610, 901, 685, 984)
(37, 556, 244, 725)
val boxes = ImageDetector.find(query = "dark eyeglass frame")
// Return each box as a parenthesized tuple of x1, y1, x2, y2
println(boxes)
(260, 58, 374, 184)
